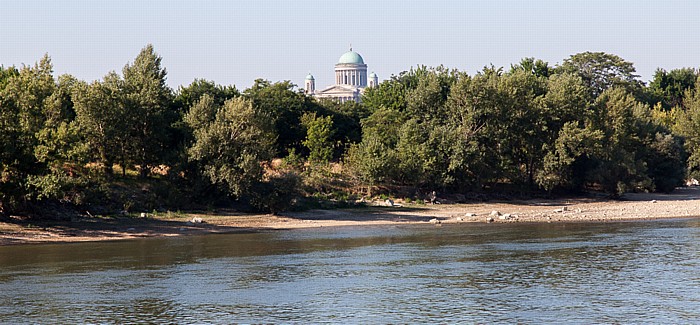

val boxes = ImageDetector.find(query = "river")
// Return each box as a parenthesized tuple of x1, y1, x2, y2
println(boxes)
(1, 219, 699, 323)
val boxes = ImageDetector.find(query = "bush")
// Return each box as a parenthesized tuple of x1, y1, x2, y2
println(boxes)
(250, 172, 302, 214)
(646, 133, 686, 193)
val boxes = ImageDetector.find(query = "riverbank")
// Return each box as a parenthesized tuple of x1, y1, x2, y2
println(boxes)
(1, 187, 699, 245)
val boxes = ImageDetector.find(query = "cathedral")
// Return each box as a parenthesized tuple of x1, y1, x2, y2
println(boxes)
(304, 48, 378, 103)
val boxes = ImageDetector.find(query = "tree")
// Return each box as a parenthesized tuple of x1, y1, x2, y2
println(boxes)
(405, 69, 449, 122)
(344, 133, 395, 196)
(588, 88, 651, 195)
(243, 79, 307, 156)
(536, 122, 604, 192)
(647, 68, 698, 110)
(444, 70, 503, 187)
(676, 77, 700, 179)
(0, 65, 19, 89)
(73, 72, 129, 175)
(498, 69, 548, 186)
(361, 77, 407, 113)
(535, 73, 592, 190)
(343, 105, 405, 193)
(249, 171, 302, 214)
(360, 106, 406, 148)
(27, 73, 87, 202)
(510, 57, 552, 78)
(645, 133, 685, 193)
(301, 112, 334, 164)
(541, 73, 590, 135)
(393, 118, 432, 187)
(560, 52, 642, 98)
(175, 78, 239, 111)
(0, 55, 58, 211)
(122, 44, 175, 177)
(185, 97, 275, 198)
(313, 99, 368, 159)
(2, 55, 56, 149)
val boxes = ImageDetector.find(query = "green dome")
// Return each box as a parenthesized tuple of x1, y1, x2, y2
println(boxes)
(369, 72, 377, 78)
(338, 51, 365, 64)
(305, 73, 314, 80)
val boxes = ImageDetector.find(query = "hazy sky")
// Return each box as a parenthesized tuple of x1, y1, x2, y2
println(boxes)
(2, 0, 699, 90)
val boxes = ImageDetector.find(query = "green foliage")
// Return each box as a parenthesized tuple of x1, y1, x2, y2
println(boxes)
(0, 55, 64, 212)
(560, 52, 642, 99)
(361, 78, 407, 113)
(647, 68, 698, 110)
(650, 103, 682, 129)
(244, 79, 307, 156)
(0, 65, 19, 88)
(1, 47, 695, 217)
(301, 112, 334, 164)
(73, 72, 128, 174)
(645, 133, 686, 192)
(173, 80, 239, 169)
(344, 133, 395, 195)
(281, 148, 304, 170)
(394, 119, 431, 186)
(183, 93, 218, 131)
(587, 88, 651, 195)
(541, 73, 590, 134)
(185, 97, 275, 198)
(676, 77, 700, 178)
(122, 44, 176, 177)
(25, 169, 88, 202)
(537, 122, 604, 191)
(315, 99, 368, 157)
(510, 57, 552, 78)
(175, 78, 239, 110)
(444, 72, 496, 186)
(360, 107, 406, 147)
(250, 172, 302, 214)
(405, 69, 448, 121)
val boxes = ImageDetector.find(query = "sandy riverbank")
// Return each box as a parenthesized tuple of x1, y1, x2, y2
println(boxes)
(1, 187, 699, 245)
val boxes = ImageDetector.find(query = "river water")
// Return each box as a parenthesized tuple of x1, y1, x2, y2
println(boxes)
(0, 219, 698, 323)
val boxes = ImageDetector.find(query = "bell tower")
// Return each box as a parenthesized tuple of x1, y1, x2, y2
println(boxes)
(369, 72, 378, 88)
(305, 73, 315, 94)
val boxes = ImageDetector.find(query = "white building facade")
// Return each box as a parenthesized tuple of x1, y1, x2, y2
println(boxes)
(305, 48, 378, 103)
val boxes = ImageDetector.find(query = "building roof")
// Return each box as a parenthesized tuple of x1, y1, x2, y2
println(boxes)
(338, 50, 364, 65)
(305, 73, 315, 80)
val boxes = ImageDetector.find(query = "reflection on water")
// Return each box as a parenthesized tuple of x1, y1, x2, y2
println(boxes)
(1, 219, 699, 323)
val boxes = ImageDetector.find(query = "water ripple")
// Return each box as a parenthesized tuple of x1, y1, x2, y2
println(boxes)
(0, 219, 698, 323)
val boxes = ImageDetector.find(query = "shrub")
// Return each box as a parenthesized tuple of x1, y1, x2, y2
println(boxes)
(250, 172, 302, 214)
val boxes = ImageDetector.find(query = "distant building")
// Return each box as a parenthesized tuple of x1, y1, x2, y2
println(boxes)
(305, 47, 378, 103)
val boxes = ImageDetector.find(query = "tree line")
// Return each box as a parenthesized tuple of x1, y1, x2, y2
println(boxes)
(1, 46, 699, 217)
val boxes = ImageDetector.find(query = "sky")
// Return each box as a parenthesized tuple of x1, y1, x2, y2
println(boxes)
(2, 0, 699, 91)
